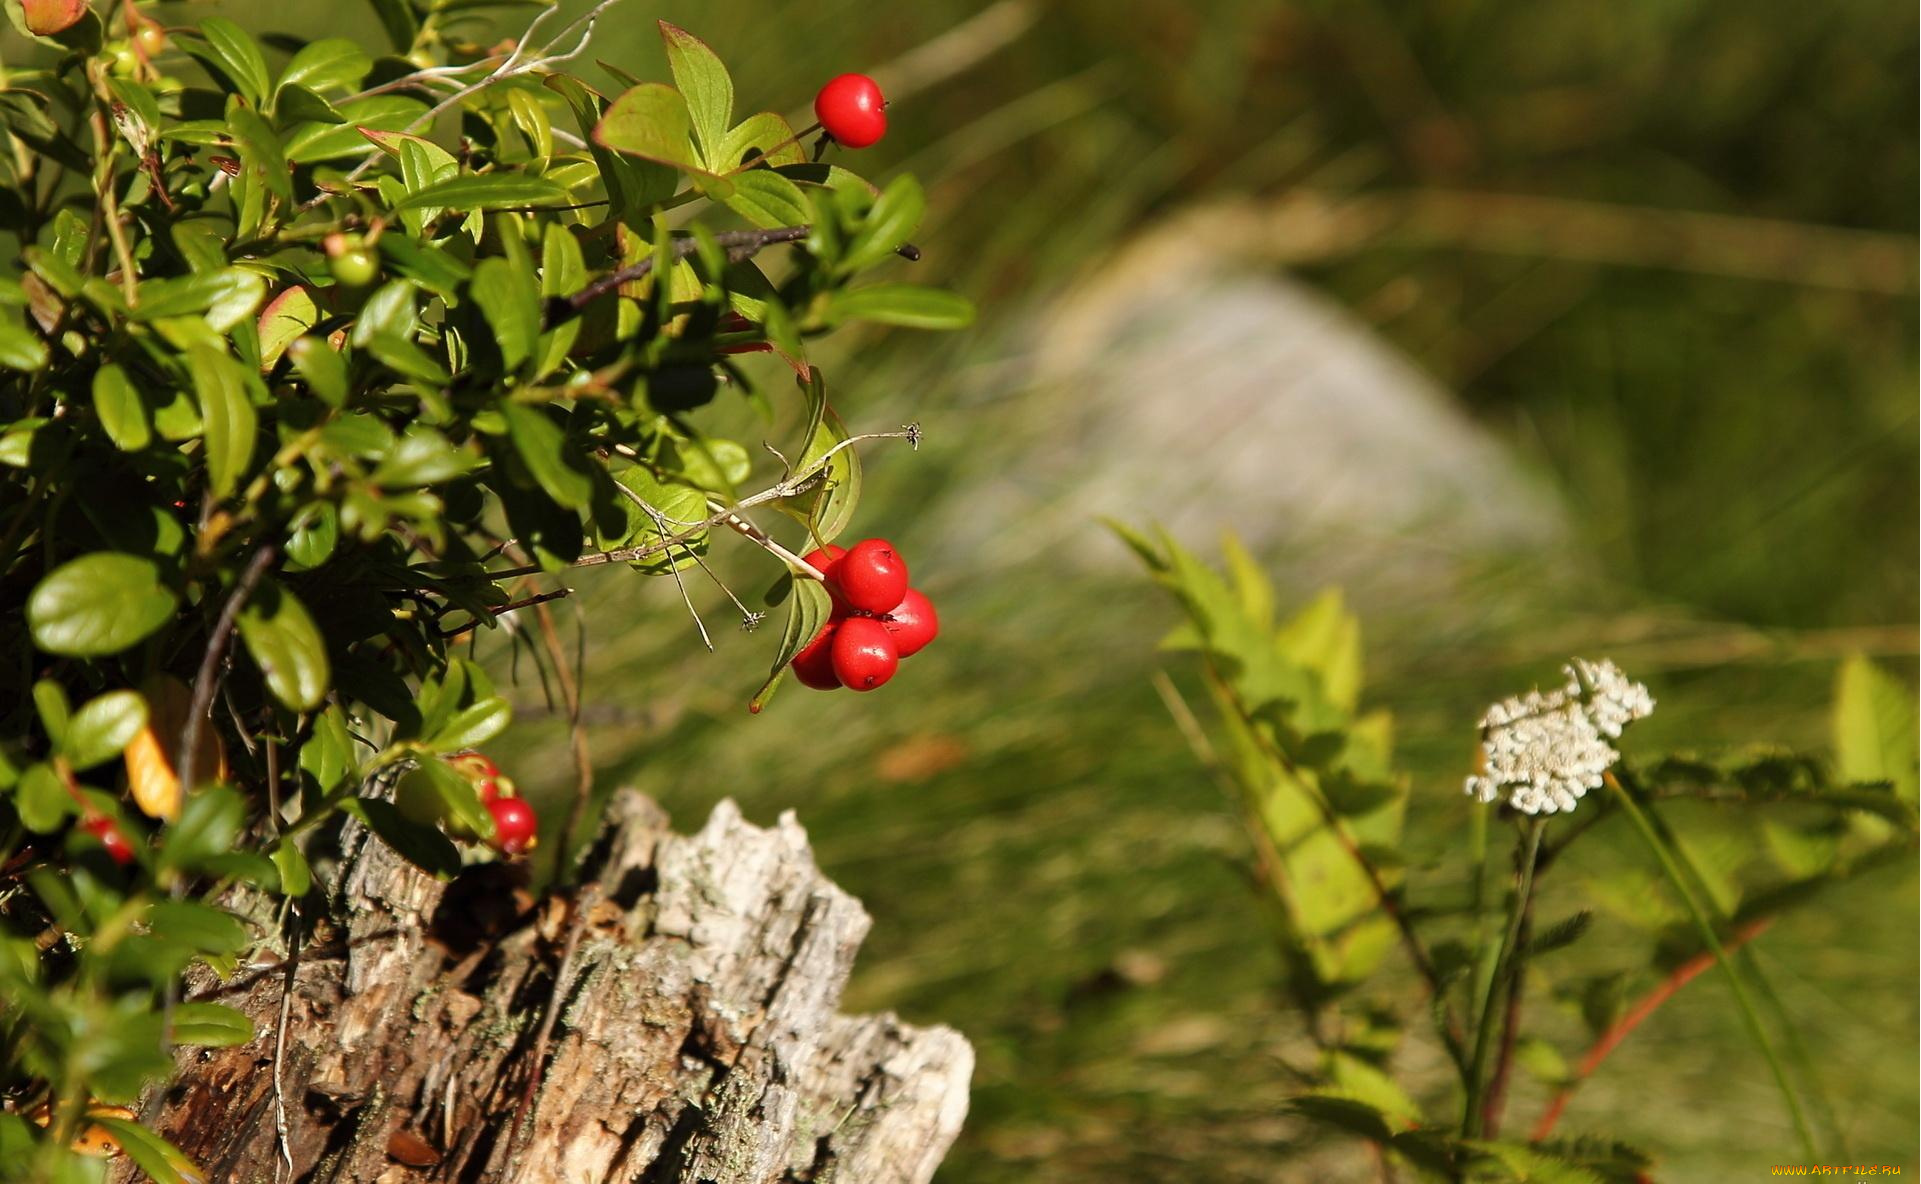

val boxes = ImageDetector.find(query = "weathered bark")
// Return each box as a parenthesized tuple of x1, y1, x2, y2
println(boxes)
(119, 791, 971, 1184)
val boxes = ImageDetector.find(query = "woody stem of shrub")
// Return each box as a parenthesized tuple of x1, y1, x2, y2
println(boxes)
(563, 226, 813, 312)
(1462, 816, 1544, 1138)
(178, 545, 278, 797)
(1530, 916, 1774, 1141)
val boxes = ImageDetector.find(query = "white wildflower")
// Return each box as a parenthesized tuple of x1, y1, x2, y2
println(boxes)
(1463, 658, 1655, 815)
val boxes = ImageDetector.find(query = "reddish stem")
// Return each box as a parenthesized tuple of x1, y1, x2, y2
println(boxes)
(1531, 916, 1774, 1141)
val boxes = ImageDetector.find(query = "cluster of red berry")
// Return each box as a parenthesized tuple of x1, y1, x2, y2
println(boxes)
(790, 539, 939, 692)
(446, 752, 538, 855)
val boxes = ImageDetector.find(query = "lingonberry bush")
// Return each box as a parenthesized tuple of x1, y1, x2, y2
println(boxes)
(1122, 528, 1918, 1182)
(0, 0, 969, 1176)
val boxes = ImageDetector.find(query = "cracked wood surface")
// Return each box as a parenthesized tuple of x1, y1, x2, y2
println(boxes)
(117, 791, 971, 1183)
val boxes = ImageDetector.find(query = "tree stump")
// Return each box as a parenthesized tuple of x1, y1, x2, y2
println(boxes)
(119, 791, 972, 1183)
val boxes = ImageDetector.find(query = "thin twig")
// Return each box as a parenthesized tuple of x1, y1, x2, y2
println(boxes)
(179, 546, 278, 794)
(564, 226, 811, 312)
(436, 588, 574, 637)
(272, 905, 302, 1183)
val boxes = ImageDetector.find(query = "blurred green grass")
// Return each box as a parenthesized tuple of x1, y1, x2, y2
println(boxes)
(199, 0, 1921, 1176)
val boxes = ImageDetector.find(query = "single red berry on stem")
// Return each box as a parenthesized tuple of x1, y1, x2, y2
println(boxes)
(831, 617, 899, 691)
(83, 816, 136, 866)
(814, 74, 886, 149)
(791, 622, 843, 690)
(487, 797, 538, 855)
(882, 588, 939, 658)
(836, 539, 908, 614)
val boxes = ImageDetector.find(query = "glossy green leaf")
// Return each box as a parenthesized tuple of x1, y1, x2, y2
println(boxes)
(170, 1002, 257, 1048)
(502, 401, 594, 509)
(89, 1116, 204, 1184)
(288, 337, 349, 405)
(64, 691, 148, 771)
(389, 174, 569, 213)
(28, 553, 178, 656)
(183, 18, 271, 104)
(278, 37, 371, 95)
(424, 697, 512, 753)
(471, 256, 540, 373)
(0, 313, 47, 372)
(285, 96, 429, 162)
(237, 580, 331, 711)
(190, 346, 261, 499)
(159, 787, 246, 870)
(91, 364, 152, 451)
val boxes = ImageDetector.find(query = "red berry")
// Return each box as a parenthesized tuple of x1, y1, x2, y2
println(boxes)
(83, 816, 136, 866)
(487, 797, 538, 855)
(831, 617, 899, 691)
(836, 539, 908, 614)
(791, 621, 843, 690)
(881, 588, 939, 658)
(814, 74, 887, 149)
(800, 544, 846, 579)
(448, 752, 508, 803)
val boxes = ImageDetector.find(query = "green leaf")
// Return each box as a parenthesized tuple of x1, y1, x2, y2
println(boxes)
(186, 18, 272, 105)
(373, 425, 476, 487)
(825, 284, 976, 330)
(844, 175, 925, 273)
(1834, 654, 1918, 803)
(288, 337, 350, 406)
(594, 82, 704, 174)
(237, 580, 331, 711)
(278, 37, 371, 96)
(723, 169, 809, 230)
(272, 837, 313, 897)
(89, 1115, 204, 1184)
(161, 787, 247, 869)
(501, 401, 594, 509)
(343, 796, 462, 877)
(424, 697, 512, 753)
(28, 552, 178, 656)
(64, 691, 148, 771)
(170, 1002, 256, 1048)
(658, 21, 732, 165)
(716, 112, 805, 171)
(771, 576, 833, 673)
(92, 364, 152, 451)
(16, 762, 71, 832)
(0, 313, 48, 372)
(389, 174, 569, 213)
(189, 346, 260, 499)
(33, 679, 70, 742)
(471, 256, 540, 374)
(256, 286, 320, 369)
(284, 95, 428, 162)
(298, 705, 355, 794)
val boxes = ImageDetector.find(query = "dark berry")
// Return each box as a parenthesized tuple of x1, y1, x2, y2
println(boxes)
(487, 797, 538, 855)
(882, 587, 939, 658)
(831, 617, 899, 691)
(814, 74, 886, 149)
(836, 538, 908, 614)
(83, 817, 136, 866)
(791, 621, 843, 690)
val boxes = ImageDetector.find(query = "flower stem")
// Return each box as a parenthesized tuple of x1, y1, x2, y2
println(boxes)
(1604, 772, 1820, 1162)
(1462, 815, 1544, 1137)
